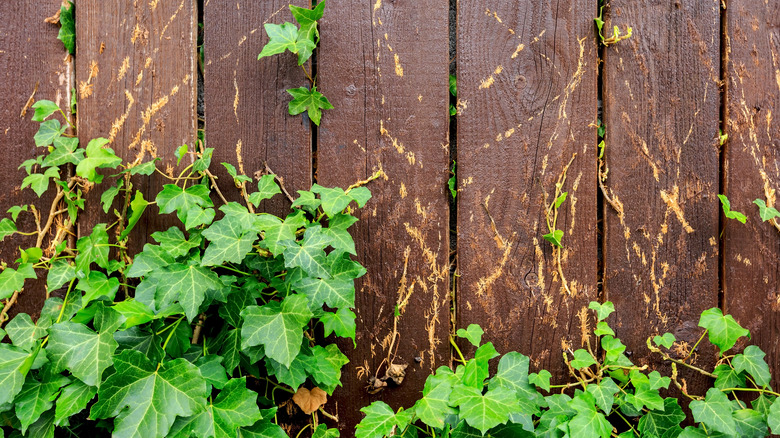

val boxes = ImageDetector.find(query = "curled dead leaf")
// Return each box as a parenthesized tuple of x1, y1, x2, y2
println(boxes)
(292, 387, 327, 415)
(384, 363, 408, 385)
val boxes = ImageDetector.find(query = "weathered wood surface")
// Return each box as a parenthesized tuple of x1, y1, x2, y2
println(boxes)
(317, 0, 451, 432)
(75, 0, 196, 253)
(603, 0, 721, 394)
(204, 0, 311, 216)
(0, 1, 71, 318)
(456, 0, 599, 381)
(724, 1, 780, 386)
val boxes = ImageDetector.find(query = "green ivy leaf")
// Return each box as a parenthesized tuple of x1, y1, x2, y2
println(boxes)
(74, 224, 110, 274)
(43, 136, 83, 167)
(567, 392, 612, 438)
(601, 335, 626, 363)
(554, 192, 568, 209)
(542, 229, 564, 248)
(589, 301, 615, 321)
(414, 368, 457, 429)
(57, 2, 75, 54)
(355, 402, 414, 438)
(185, 206, 216, 230)
(347, 186, 372, 207)
(149, 263, 222, 322)
(151, 226, 202, 259)
(529, 369, 552, 392)
(156, 184, 213, 224)
(0, 344, 31, 405)
(127, 244, 175, 278)
(0, 263, 36, 300)
(221, 163, 252, 187)
(732, 345, 771, 387)
(309, 344, 349, 394)
(488, 351, 542, 416)
(287, 86, 333, 126)
(311, 424, 339, 438)
(291, 190, 321, 214)
(241, 294, 313, 368)
(768, 398, 780, 435)
(168, 377, 263, 438)
(653, 332, 676, 349)
(112, 299, 155, 330)
(47, 321, 118, 387)
(128, 158, 161, 176)
(237, 420, 289, 438)
(448, 161, 457, 199)
(282, 227, 331, 278)
(450, 385, 519, 435)
(202, 214, 258, 266)
(570, 349, 597, 369)
(120, 190, 150, 241)
(100, 179, 123, 213)
(14, 371, 70, 434)
(690, 388, 736, 436)
(21, 167, 59, 197)
(90, 349, 208, 438)
(594, 321, 615, 337)
(733, 409, 768, 438)
(753, 199, 780, 222)
(586, 377, 620, 415)
(718, 194, 747, 224)
(457, 324, 484, 347)
(76, 138, 122, 182)
(194, 355, 229, 391)
(463, 342, 499, 388)
(54, 380, 97, 426)
(175, 144, 189, 166)
(295, 276, 354, 310)
(0, 218, 17, 242)
(319, 308, 356, 342)
(6, 313, 49, 351)
(713, 364, 746, 391)
(258, 22, 298, 59)
(34, 119, 65, 147)
(637, 397, 685, 438)
(31, 100, 60, 122)
(698, 308, 750, 355)
(248, 174, 282, 207)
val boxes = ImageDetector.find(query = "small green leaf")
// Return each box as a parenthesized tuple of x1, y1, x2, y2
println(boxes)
(221, 162, 252, 186)
(589, 301, 615, 321)
(184, 206, 216, 230)
(76, 271, 119, 303)
(594, 321, 615, 337)
(450, 385, 519, 435)
(156, 184, 213, 224)
(586, 377, 620, 414)
(6, 313, 48, 351)
(698, 308, 750, 355)
(14, 372, 70, 434)
(57, 2, 75, 54)
(248, 174, 282, 207)
(76, 138, 122, 182)
(448, 161, 457, 199)
(34, 119, 65, 146)
(347, 186, 372, 207)
(100, 179, 123, 213)
(542, 229, 564, 248)
(653, 332, 676, 349)
(320, 308, 356, 343)
(258, 22, 298, 59)
(175, 144, 189, 166)
(769, 398, 780, 435)
(570, 349, 597, 369)
(0, 218, 17, 242)
(718, 194, 747, 224)
(241, 294, 313, 368)
(148, 263, 222, 322)
(456, 324, 484, 347)
(7, 205, 28, 222)
(128, 158, 161, 176)
(713, 364, 746, 391)
(529, 370, 552, 392)
(567, 392, 612, 438)
(754, 199, 780, 222)
(151, 226, 201, 258)
(690, 387, 736, 435)
(31, 100, 61, 122)
(554, 192, 568, 209)
(356, 402, 413, 438)
(287, 86, 333, 126)
(202, 213, 258, 266)
(0, 263, 36, 300)
(74, 223, 110, 274)
(732, 345, 771, 387)
(21, 167, 59, 197)
(601, 335, 626, 363)
(127, 244, 175, 278)
(55, 380, 97, 426)
(120, 190, 150, 240)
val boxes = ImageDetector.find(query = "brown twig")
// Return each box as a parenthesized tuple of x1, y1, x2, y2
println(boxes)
(264, 161, 295, 204)
(191, 313, 207, 345)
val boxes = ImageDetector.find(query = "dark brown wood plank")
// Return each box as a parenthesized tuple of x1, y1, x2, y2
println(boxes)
(204, 1, 311, 216)
(317, 0, 450, 432)
(456, 1, 598, 381)
(724, 1, 780, 387)
(75, 0, 196, 252)
(603, 0, 720, 394)
(0, 1, 72, 319)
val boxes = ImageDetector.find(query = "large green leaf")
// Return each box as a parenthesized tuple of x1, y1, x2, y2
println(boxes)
(586, 377, 620, 415)
(148, 263, 222, 322)
(156, 184, 213, 223)
(567, 392, 613, 438)
(168, 378, 263, 438)
(57, 1, 75, 53)
(14, 372, 70, 433)
(282, 226, 331, 278)
(732, 345, 771, 387)
(90, 350, 208, 438)
(47, 260, 76, 292)
(0, 263, 36, 300)
(43, 136, 83, 167)
(54, 380, 97, 425)
(0, 344, 31, 405)
(355, 402, 414, 438)
(75, 138, 122, 182)
(202, 214, 258, 266)
(733, 409, 768, 438)
(690, 388, 736, 435)
(241, 294, 313, 367)
(295, 276, 354, 310)
(151, 226, 202, 259)
(6, 313, 49, 351)
(47, 321, 118, 387)
(127, 244, 175, 278)
(698, 308, 749, 354)
(768, 398, 780, 435)
(449, 385, 519, 435)
(637, 397, 685, 438)
(76, 271, 120, 303)
(488, 351, 543, 414)
(414, 368, 457, 428)
(287, 86, 333, 126)
(258, 22, 298, 58)
(75, 224, 110, 274)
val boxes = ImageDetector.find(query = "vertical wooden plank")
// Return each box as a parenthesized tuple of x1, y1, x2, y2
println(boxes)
(603, 0, 720, 393)
(204, 1, 311, 216)
(0, 1, 71, 318)
(724, 1, 780, 385)
(75, 0, 196, 252)
(456, 1, 598, 381)
(317, 0, 450, 432)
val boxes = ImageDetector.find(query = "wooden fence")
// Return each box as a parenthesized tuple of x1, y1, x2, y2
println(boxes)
(1, 0, 779, 433)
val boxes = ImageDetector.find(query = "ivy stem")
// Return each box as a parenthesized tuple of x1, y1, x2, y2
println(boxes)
(55, 278, 78, 324)
(160, 316, 185, 356)
(294, 424, 311, 438)
(683, 329, 708, 363)
(720, 387, 780, 397)
(449, 336, 466, 364)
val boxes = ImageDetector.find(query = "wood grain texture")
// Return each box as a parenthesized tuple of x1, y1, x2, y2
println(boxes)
(0, 1, 72, 318)
(75, 0, 196, 253)
(317, 0, 450, 432)
(603, 0, 720, 393)
(204, 1, 311, 216)
(724, 1, 780, 387)
(456, 0, 598, 380)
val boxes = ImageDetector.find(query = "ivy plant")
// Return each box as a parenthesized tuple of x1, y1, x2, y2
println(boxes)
(0, 96, 368, 437)
(356, 301, 780, 437)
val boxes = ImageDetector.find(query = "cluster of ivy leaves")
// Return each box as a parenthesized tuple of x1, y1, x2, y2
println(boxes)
(258, 1, 333, 126)
(0, 98, 367, 437)
(356, 302, 780, 437)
